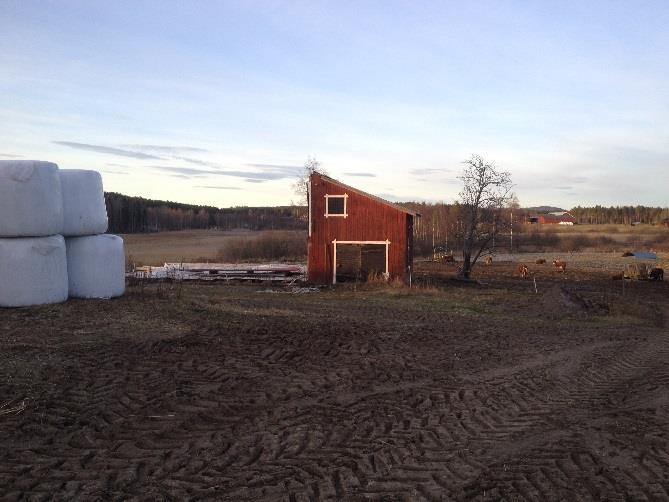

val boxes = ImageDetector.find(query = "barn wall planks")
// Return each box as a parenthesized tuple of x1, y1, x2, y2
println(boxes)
(307, 173, 415, 284)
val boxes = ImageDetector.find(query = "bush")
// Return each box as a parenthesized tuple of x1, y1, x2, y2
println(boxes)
(216, 231, 306, 262)
(514, 228, 632, 252)
(560, 234, 590, 251)
(641, 233, 669, 251)
(515, 230, 560, 251)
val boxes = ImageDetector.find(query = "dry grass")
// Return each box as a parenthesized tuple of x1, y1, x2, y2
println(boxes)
(122, 225, 669, 268)
(122, 229, 306, 266)
(349, 274, 442, 296)
(534, 223, 669, 234)
(216, 230, 306, 262)
(517, 224, 669, 252)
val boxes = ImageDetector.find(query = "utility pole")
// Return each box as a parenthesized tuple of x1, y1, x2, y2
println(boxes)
(510, 211, 513, 252)
(492, 222, 496, 251)
(432, 217, 437, 260)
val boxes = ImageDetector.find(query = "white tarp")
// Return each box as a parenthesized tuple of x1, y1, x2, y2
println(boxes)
(66, 234, 125, 298)
(60, 169, 108, 236)
(0, 160, 64, 237)
(0, 236, 69, 307)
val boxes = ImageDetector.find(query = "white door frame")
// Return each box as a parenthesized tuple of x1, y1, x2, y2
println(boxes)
(332, 239, 390, 284)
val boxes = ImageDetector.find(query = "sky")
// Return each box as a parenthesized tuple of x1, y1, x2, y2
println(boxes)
(1, 1, 668, 208)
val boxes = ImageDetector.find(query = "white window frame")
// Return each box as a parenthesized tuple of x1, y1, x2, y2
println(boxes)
(332, 239, 390, 284)
(308, 178, 312, 237)
(324, 193, 348, 218)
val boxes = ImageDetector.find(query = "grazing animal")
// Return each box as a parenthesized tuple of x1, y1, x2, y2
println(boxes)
(535, 258, 546, 264)
(484, 256, 493, 265)
(649, 267, 664, 281)
(552, 260, 567, 273)
(518, 264, 529, 277)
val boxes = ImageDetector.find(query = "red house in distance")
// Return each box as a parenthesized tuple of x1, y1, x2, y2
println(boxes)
(527, 211, 576, 225)
(307, 172, 420, 284)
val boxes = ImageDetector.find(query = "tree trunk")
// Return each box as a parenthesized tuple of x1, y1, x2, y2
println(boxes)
(460, 251, 472, 278)
(459, 208, 476, 278)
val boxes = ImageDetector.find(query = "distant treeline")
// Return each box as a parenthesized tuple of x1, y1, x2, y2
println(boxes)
(400, 202, 669, 232)
(568, 206, 669, 225)
(105, 192, 669, 240)
(398, 202, 669, 255)
(104, 192, 306, 234)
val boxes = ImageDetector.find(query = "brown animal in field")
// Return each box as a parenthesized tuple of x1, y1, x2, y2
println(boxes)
(552, 260, 567, 273)
(484, 256, 493, 265)
(535, 258, 546, 264)
(611, 272, 623, 280)
(649, 267, 664, 281)
(518, 264, 529, 277)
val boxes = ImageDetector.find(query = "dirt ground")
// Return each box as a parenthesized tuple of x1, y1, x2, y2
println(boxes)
(1, 260, 669, 501)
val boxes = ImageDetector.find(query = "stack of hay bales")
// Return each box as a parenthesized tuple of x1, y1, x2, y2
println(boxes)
(60, 169, 125, 299)
(0, 160, 125, 307)
(0, 161, 68, 307)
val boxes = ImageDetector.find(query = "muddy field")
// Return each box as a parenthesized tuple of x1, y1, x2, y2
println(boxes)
(1, 260, 669, 500)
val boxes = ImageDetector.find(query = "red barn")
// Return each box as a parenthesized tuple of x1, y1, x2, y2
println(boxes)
(529, 212, 576, 225)
(307, 172, 420, 284)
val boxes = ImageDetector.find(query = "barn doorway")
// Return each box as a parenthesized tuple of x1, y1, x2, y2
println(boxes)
(332, 240, 389, 283)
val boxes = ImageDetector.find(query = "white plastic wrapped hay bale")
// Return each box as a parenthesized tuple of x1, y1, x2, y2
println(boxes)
(60, 169, 108, 236)
(0, 160, 63, 237)
(0, 236, 68, 307)
(66, 235, 125, 298)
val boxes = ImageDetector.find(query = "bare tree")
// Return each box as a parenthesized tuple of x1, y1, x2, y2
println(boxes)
(292, 157, 325, 206)
(457, 155, 514, 279)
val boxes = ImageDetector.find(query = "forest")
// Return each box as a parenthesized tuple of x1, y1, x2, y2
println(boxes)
(568, 205, 669, 225)
(104, 192, 306, 234)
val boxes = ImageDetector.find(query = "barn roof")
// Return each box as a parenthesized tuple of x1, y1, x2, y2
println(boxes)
(314, 173, 421, 217)
(532, 212, 576, 223)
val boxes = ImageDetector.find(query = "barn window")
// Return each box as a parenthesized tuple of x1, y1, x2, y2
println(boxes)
(325, 194, 348, 218)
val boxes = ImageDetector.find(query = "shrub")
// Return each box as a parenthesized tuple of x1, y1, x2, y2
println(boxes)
(216, 231, 306, 262)
(642, 233, 669, 251)
(515, 230, 560, 251)
(560, 234, 590, 251)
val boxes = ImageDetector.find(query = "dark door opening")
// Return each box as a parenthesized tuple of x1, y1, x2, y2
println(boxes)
(335, 243, 387, 282)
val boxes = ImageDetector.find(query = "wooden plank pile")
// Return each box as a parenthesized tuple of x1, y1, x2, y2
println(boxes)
(129, 263, 306, 283)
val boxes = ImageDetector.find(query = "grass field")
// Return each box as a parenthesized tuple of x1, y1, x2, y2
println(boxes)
(1, 260, 668, 499)
(122, 225, 669, 266)
(516, 223, 669, 252)
(529, 223, 669, 234)
(122, 229, 307, 266)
